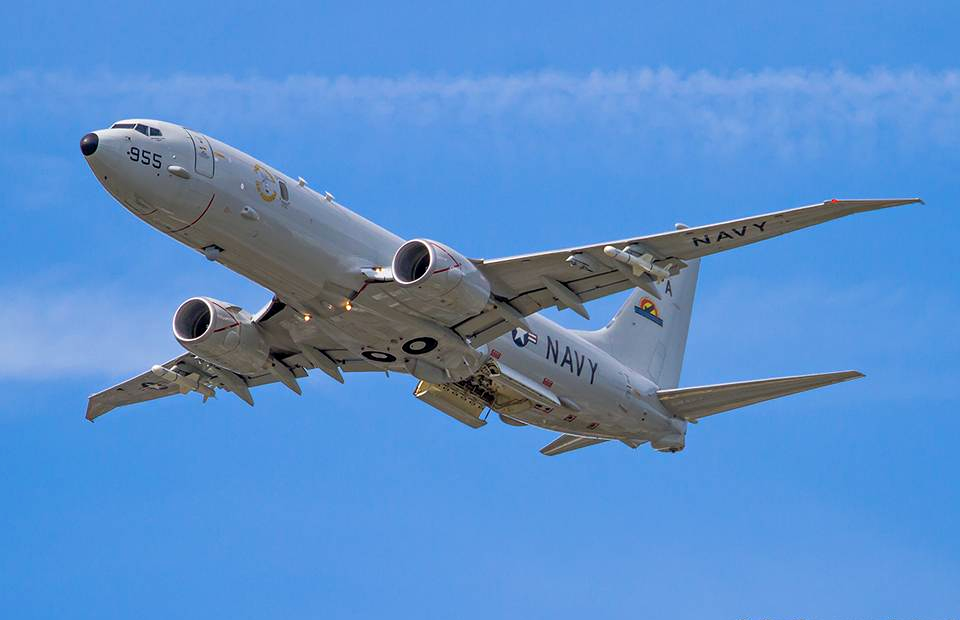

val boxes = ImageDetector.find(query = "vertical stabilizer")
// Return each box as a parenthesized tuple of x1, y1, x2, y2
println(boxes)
(582, 260, 700, 388)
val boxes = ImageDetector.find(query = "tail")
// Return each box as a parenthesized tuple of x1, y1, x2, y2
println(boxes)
(581, 259, 700, 389)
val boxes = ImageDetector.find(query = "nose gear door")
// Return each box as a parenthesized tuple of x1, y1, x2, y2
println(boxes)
(186, 130, 215, 178)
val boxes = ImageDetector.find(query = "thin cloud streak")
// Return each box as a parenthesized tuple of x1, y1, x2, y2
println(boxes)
(0, 285, 180, 379)
(3, 68, 959, 153)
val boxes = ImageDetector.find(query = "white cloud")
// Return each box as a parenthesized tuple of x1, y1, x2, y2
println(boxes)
(0, 284, 180, 379)
(3, 68, 959, 154)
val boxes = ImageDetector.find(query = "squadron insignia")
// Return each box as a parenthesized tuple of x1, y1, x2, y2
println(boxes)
(254, 163, 277, 202)
(634, 297, 663, 326)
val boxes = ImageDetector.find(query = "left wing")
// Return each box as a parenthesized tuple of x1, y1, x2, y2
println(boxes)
(454, 198, 920, 347)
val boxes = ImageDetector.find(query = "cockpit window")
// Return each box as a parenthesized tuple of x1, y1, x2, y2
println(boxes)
(111, 122, 162, 137)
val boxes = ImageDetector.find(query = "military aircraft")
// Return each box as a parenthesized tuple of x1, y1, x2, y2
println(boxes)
(79, 120, 919, 455)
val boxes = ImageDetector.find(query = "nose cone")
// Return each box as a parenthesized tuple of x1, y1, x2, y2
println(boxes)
(80, 132, 99, 156)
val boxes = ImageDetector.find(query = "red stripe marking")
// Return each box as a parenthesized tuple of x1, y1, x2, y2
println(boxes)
(170, 194, 216, 233)
(208, 299, 239, 333)
(429, 241, 461, 274)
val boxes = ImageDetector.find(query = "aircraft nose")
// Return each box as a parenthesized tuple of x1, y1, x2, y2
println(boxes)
(80, 132, 99, 156)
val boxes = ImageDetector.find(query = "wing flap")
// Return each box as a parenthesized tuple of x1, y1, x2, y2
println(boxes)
(454, 270, 639, 346)
(657, 370, 864, 422)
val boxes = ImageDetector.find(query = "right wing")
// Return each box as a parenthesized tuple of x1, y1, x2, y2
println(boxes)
(86, 298, 379, 421)
(86, 354, 198, 420)
(656, 370, 864, 422)
(85, 350, 378, 421)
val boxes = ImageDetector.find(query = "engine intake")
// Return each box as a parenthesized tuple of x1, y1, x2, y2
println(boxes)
(391, 239, 491, 323)
(393, 240, 435, 286)
(173, 297, 270, 374)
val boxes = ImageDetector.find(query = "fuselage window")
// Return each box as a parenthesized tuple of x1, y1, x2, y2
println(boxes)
(279, 180, 289, 202)
(149, 127, 162, 137)
(134, 124, 149, 136)
(112, 123, 135, 129)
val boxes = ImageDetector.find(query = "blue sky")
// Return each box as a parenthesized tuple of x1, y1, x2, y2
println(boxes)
(2, 1, 958, 618)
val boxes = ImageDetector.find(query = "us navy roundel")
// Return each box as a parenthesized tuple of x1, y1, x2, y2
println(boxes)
(512, 328, 539, 347)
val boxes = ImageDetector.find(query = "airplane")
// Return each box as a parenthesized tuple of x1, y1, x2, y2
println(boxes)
(79, 119, 920, 456)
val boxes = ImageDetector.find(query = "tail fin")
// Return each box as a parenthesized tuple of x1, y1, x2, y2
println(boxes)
(582, 259, 700, 388)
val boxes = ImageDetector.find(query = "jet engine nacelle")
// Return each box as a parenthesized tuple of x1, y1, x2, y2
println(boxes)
(391, 239, 491, 322)
(172, 297, 270, 374)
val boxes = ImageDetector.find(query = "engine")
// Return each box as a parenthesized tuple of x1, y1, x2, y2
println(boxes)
(391, 239, 491, 323)
(172, 297, 270, 374)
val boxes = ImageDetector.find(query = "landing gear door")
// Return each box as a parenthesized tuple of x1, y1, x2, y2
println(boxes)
(186, 130, 215, 178)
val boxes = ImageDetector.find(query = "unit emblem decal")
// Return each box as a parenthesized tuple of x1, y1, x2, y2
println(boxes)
(254, 163, 277, 202)
(634, 297, 663, 326)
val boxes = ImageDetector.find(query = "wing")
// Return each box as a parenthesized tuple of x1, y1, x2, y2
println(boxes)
(86, 349, 379, 421)
(656, 370, 863, 422)
(454, 198, 921, 347)
(86, 353, 197, 420)
(86, 299, 378, 421)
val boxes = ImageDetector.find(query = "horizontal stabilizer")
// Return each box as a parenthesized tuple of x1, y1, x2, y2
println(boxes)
(540, 434, 607, 456)
(657, 370, 864, 421)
